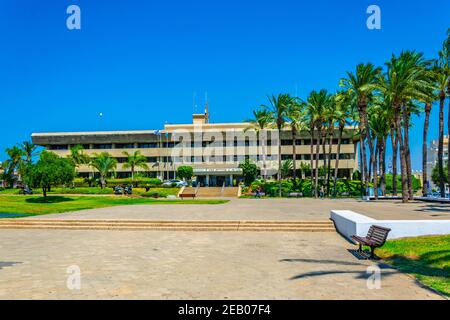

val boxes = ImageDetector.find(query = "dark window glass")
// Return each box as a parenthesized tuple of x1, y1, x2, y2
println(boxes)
(115, 143, 135, 149)
(93, 144, 112, 149)
(138, 143, 158, 148)
(49, 145, 68, 150)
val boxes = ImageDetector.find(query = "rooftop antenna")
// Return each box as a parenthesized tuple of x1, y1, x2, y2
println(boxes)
(205, 91, 209, 123)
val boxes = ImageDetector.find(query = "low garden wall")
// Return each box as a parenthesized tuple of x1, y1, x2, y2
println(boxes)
(330, 210, 450, 242)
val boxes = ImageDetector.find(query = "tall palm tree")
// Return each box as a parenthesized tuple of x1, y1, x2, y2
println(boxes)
(263, 94, 294, 196)
(122, 150, 149, 181)
(287, 100, 307, 183)
(20, 141, 38, 164)
(422, 102, 432, 196)
(435, 63, 448, 197)
(340, 63, 382, 198)
(333, 90, 355, 196)
(244, 108, 273, 180)
(368, 101, 390, 196)
(379, 51, 434, 202)
(306, 90, 332, 197)
(90, 152, 117, 188)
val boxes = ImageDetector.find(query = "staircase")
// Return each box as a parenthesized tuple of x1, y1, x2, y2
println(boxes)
(180, 186, 239, 198)
(0, 219, 335, 232)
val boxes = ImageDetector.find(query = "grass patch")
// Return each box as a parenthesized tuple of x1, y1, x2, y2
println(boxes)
(0, 187, 180, 196)
(377, 235, 450, 297)
(0, 195, 228, 216)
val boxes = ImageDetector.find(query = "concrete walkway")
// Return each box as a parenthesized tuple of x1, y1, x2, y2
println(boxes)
(31, 198, 450, 221)
(0, 229, 443, 299)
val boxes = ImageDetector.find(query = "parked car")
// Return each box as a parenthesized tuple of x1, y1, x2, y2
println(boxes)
(162, 179, 188, 187)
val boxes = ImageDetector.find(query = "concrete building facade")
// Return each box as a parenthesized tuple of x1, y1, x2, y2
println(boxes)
(32, 109, 359, 186)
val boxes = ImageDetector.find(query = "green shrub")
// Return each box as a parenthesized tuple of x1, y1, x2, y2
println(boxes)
(141, 191, 168, 198)
(105, 178, 162, 188)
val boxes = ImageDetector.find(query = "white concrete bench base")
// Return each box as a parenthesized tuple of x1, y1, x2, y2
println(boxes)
(330, 210, 450, 242)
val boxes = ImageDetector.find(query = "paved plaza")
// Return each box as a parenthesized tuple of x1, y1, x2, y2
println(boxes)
(1, 198, 448, 299)
(0, 229, 443, 299)
(31, 198, 450, 221)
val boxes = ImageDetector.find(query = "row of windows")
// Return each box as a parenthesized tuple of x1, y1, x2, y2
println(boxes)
(48, 139, 353, 151)
(281, 153, 354, 160)
(113, 153, 354, 164)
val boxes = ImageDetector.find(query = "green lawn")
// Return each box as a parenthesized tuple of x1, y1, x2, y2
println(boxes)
(0, 187, 180, 196)
(377, 235, 450, 297)
(0, 195, 228, 216)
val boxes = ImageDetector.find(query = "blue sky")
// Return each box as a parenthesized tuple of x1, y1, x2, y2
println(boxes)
(0, 0, 449, 170)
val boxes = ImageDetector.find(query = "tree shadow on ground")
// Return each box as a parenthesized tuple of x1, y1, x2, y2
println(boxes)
(385, 251, 450, 279)
(25, 196, 75, 204)
(280, 258, 365, 266)
(0, 262, 22, 270)
(414, 204, 450, 213)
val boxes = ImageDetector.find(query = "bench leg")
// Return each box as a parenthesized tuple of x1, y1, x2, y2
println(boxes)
(369, 246, 375, 259)
(358, 243, 362, 253)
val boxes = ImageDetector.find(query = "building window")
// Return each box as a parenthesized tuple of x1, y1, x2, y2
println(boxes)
(138, 142, 158, 148)
(147, 157, 157, 162)
(93, 144, 112, 149)
(115, 143, 135, 149)
(281, 139, 293, 146)
(49, 145, 68, 150)
(281, 154, 293, 160)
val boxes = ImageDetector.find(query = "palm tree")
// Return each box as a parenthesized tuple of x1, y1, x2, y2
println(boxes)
(20, 141, 38, 164)
(333, 90, 354, 196)
(90, 152, 117, 188)
(69, 144, 90, 169)
(305, 89, 332, 197)
(287, 99, 307, 183)
(340, 63, 382, 198)
(244, 108, 273, 180)
(122, 150, 149, 181)
(379, 51, 434, 202)
(368, 101, 390, 196)
(263, 94, 294, 196)
(435, 62, 448, 197)
(5, 146, 25, 182)
(422, 102, 432, 196)
(281, 159, 293, 179)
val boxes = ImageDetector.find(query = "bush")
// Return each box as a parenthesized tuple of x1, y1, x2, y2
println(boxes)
(105, 178, 162, 188)
(246, 178, 363, 197)
(141, 191, 168, 198)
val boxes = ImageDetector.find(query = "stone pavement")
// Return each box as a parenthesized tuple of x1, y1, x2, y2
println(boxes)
(0, 229, 443, 299)
(31, 198, 450, 221)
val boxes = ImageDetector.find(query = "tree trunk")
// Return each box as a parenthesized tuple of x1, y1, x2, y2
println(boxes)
(448, 88, 450, 198)
(379, 137, 386, 196)
(390, 125, 398, 196)
(438, 92, 445, 197)
(402, 105, 413, 200)
(422, 103, 431, 196)
(310, 125, 315, 195)
(333, 123, 344, 197)
(321, 131, 327, 195)
(359, 133, 368, 196)
(314, 126, 321, 198)
(278, 128, 282, 197)
(292, 127, 297, 183)
(261, 130, 267, 181)
(100, 176, 106, 189)
(395, 108, 408, 203)
(326, 128, 334, 196)
(42, 187, 47, 197)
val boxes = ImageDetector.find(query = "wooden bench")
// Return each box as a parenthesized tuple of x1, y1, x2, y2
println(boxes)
(288, 192, 303, 198)
(351, 225, 391, 259)
(179, 193, 196, 199)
